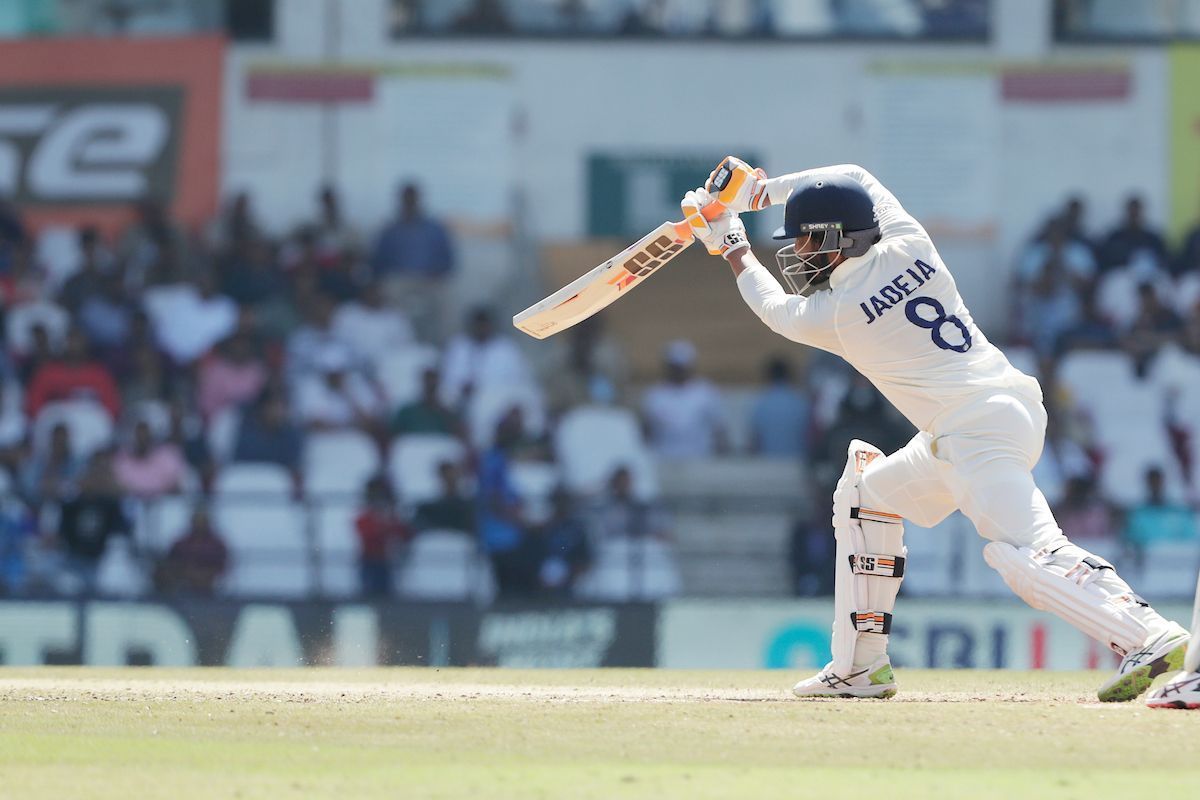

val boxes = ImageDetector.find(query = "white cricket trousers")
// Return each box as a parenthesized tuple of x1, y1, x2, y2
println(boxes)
(858, 391, 1063, 550)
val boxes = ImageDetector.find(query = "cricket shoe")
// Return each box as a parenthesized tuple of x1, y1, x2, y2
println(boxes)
(792, 658, 897, 699)
(1145, 670, 1200, 709)
(1096, 622, 1189, 703)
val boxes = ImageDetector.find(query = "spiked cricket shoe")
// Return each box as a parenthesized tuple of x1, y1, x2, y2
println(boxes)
(792, 658, 897, 699)
(1097, 622, 1189, 702)
(1145, 670, 1200, 709)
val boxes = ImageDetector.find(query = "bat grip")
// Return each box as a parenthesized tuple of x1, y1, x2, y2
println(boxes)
(699, 200, 724, 221)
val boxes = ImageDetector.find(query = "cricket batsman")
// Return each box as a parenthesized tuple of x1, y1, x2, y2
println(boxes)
(680, 159, 1189, 702)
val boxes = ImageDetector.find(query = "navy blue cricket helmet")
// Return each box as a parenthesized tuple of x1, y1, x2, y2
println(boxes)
(772, 173, 880, 295)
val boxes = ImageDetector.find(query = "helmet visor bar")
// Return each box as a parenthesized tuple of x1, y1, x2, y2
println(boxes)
(773, 223, 844, 296)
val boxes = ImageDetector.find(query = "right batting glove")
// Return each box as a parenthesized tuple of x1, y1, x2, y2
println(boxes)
(681, 188, 750, 258)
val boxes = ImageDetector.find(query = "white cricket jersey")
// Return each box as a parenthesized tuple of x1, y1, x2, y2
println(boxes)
(737, 164, 1041, 434)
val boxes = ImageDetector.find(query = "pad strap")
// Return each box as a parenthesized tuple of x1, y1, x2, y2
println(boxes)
(852, 611, 893, 634)
(850, 553, 905, 578)
(852, 507, 904, 525)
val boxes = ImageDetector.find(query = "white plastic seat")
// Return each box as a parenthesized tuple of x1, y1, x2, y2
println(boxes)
(313, 503, 361, 598)
(133, 494, 195, 553)
(509, 460, 559, 526)
(900, 513, 967, 596)
(573, 536, 681, 601)
(389, 434, 466, 505)
(1057, 351, 1138, 415)
(375, 345, 438, 408)
(303, 429, 381, 496)
(213, 465, 309, 598)
(96, 537, 149, 598)
(555, 406, 658, 499)
(1138, 541, 1200, 600)
(397, 529, 483, 601)
(34, 226, 82, 289)
(467, 383, 545, 449)
(207, 406, 242, 464)
(5, 301, 69, 356)
(33, 400, 115, 459)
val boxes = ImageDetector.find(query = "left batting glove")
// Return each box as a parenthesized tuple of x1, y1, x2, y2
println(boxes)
(681, 188, 749, 258)
(706, 156, 770, 213)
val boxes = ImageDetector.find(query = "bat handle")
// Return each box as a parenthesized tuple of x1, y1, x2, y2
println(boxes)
(673, 198, 726, 241)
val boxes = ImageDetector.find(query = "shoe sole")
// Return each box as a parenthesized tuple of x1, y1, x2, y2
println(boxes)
(1146, 699, 1200, 710)
(792, 686, 897, 700)
(1097, 642, 1187, 703)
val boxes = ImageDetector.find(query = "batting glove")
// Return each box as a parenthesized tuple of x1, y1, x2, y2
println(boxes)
(705, 156, 769, 213)
(681, 188, 749, 258)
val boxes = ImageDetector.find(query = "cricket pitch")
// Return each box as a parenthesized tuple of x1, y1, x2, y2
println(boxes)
(2, 667, 1199, 799)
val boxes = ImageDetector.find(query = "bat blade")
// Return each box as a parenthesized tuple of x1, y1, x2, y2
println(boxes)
(513, 220, 694, 339)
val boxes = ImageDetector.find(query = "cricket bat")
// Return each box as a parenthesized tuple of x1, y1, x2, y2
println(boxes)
(513, 162, 735, 340)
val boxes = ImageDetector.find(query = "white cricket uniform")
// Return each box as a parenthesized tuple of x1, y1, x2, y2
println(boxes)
(738, 164, 1060, 549)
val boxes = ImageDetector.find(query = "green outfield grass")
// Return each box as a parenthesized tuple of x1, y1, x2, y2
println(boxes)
(2, 668, 1199, 799)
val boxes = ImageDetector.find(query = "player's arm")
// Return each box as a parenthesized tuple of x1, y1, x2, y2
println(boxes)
(765, 163, 926, 242)
(681, 190, 834, 348)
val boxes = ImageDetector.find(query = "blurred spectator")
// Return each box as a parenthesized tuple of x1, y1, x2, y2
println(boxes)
(0, 194, 28, 274)
(414, 461, 475, 532)
(1054, 476, 1119, 544)
(1058, 195, 1095, 252)
(1097, 195, 1168, 274)
(1018, 250, 1081, 358)
(1017, 219, 1096, 284)
(0, 247, 45, 306)
(167, 398, 215, 490)
(286, 292, 360, 383)
(26, 328, 121, 420)
(371, 182, 454, 337)
(197, 330, 268, 420)
(113, 419, 188, 498)
(354, 474, 411, 597)
(233, 388, 305, 486)
(1124, 467, 1197, 547)
(585, 465, 669, 542)
(812, 375, 913, 496)
(77, 271, 134, 353)
(6, 300, 69, 359)
(285, 225, 360, 303)
(208, 191, 262, 252)
(452, 0, 512, 33)
(332, 279, 415, 365)
(120, 336, 171, 408)
(58, 227, 112, 313)
(641, 340, 726, 459)
(143, 270, 238, 364)
(1181, 300, 1200, 356)
(1177, 213, 1200, 275)
(118, 199, 187, 288)
(1055, 286, 1118, 355)
(219, 238, 283, 308)
(440, 307, 536, 410)
(542, 315, 629, 412)
(1120, 281, 1182, 372)
(294, 347, 387, 432)
(534, 487, 591, 594)
(393, 366, 460, 437)
(20, 423, 81, 507)
(790, 509, 835, 596)
(15, 323, 56, 386)
(478, 409, 537, 594)
(0, 376, 27, 455)
(55, 451, 130, 595)
(157, 506, 228, 596)
(0, 494, 34, 596)
(749, 357, 811, 458)
(313, 184, 362, 267)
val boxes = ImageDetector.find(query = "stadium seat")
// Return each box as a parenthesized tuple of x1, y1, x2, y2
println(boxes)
(396, 529, 486, 601)
(901, 513, 971, 596)
(34, 225, 82, 289)
(96, 537, 150, 598)
(1057, 350, 1138, 414)
(33, 399, 115, 459)
(313, 502, 361, 598)
(573, 536, 681, 601)
(1138, 541, 1200, 601)
(389, 434, 466, 505)
(207, 406, 241, 464)
(5, 300, 69, 356)
(1004, 346, 1040, 382)
(133, 495, 194, 553)
(303, 429, 381, 496)
(213, 466, 311, 598)
(554, 406, 658, 499)
(509, 460, 559, 525)
(467, 383, 546, 449)
(375, 345, 439, 408)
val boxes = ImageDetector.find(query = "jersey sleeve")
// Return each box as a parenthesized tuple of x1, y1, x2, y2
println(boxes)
(764, 163, 928, 243)
(736, 262, 840, 351)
